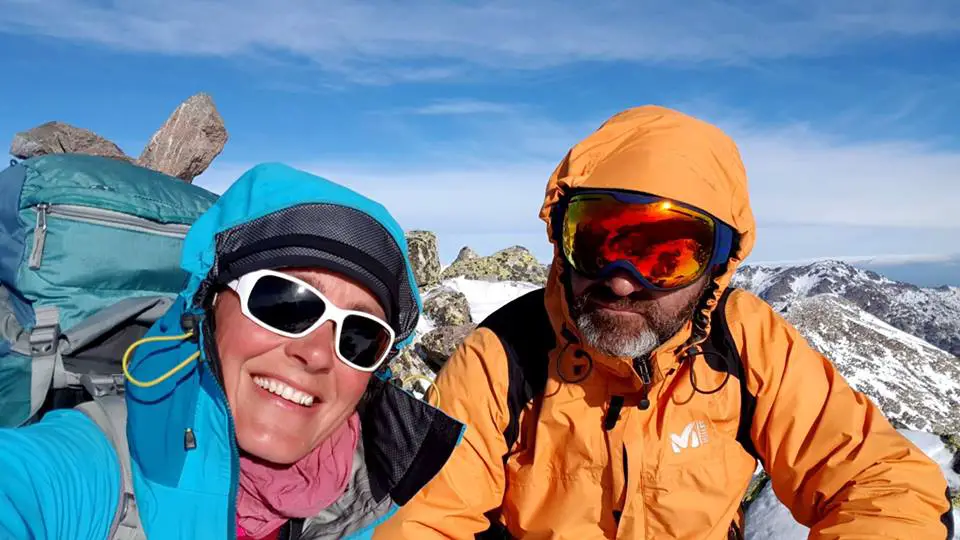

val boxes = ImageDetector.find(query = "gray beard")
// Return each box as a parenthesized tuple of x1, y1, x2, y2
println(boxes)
(569, 280, 707, 359)
(576, 311, 662, 358)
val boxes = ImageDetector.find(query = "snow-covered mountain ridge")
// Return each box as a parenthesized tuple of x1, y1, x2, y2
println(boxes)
(733, 259, 960, 357)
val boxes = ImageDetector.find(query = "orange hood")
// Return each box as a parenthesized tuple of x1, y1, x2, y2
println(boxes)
(539, 105, 756, 368)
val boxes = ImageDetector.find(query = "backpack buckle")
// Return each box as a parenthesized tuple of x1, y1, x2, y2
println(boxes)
(28, 306, 61, 355)
(80, 373, 124, 398)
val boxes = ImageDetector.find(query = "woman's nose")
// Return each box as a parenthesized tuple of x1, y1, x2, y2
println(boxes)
(284, 321, 338, 373)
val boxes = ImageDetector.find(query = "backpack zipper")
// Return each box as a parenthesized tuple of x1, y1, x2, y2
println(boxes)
(28, 203, 49, 269)
(28, 203, 191, 269)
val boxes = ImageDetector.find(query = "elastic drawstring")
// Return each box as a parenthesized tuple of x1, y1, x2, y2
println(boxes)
(122, 332, 201, 388)
(401, 373, 441, 408)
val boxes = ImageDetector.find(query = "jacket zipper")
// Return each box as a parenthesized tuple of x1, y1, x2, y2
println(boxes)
(198, 313, 240, 540)
(633, 355, 652, 410)
(28, 203, 191, 269)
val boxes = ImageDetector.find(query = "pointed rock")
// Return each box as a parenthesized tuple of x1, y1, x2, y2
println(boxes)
(406, 230, 442, 288)
(452, 246, 479, 265)
(10, 121, 130, 161)
(136, 93, 228, 183)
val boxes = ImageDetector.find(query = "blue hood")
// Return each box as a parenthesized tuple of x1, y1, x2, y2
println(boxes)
(180, 162, 421, 351)
(121, 164, 461, 539)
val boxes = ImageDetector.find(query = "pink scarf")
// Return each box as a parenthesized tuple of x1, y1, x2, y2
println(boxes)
(236, 413, 360, 539)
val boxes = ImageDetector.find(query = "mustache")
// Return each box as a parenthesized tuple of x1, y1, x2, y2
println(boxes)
(577, 283, 656, 312)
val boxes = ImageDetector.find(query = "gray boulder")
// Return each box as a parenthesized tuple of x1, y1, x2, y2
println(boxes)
(424, 288, 472, 327)
(419, 324, 476, 370)
(10, 121, 130, 161)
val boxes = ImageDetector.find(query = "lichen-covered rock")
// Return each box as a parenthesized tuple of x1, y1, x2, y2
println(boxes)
(441, 245, 548, 285)
(406, 230, 442, 288)
(741, 471, 769, 507)
(419, 324, 476, 370)
(10, 121, 130, 161)
(388, 347, 435, 398)
(424, 288, 472, 327)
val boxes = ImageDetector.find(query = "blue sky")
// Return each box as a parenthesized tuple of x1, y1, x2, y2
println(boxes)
(1, 1, 958, 284)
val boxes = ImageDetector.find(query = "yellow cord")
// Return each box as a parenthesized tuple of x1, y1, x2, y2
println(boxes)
(122, 332, 201, 388)
(401, 374, 440, 407)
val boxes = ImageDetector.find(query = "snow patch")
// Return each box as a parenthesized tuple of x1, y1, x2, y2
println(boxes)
(788, 272, 820, 298)
(440, 277, 539, 323)
(742, 266, 779, 295)
(901, 431, 960, 492)
(745, 429, 958, 539)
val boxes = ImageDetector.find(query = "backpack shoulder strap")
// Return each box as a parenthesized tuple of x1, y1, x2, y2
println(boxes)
(75, 395, 145, 540)
(477, 288, 555, 459)
(700, 287, 761, 464)
(475, 288, 554, 539)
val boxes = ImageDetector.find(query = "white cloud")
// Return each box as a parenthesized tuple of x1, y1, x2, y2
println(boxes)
(403, 99, 517, 116)
(2, 0, 959, 83)
(192, 103, 960, 263)
(731, 125, 959, 229)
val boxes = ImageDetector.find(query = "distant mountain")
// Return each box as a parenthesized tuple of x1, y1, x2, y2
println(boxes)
(854, 253, 960, 288)
(734, 260, 960, 357)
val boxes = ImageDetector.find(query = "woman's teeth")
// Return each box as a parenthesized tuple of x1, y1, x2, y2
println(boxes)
(252, 376, 315, 407)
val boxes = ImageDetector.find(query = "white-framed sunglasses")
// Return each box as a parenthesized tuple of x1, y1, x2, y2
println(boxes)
(226, 269, 395, 372)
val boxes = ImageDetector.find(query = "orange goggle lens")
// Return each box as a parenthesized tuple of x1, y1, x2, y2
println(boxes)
(561, 192, 718, 289)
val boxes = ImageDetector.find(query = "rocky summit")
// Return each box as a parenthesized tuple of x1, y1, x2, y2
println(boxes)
(440, 245, 548, 285)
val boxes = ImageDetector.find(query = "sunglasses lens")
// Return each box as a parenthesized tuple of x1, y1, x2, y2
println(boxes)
(247, 274, 327, 334)
(562, 193, 715, 288)
(339, 314, 392, 369)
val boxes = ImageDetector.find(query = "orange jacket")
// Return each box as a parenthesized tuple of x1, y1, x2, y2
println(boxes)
(375, 106, 953, 539)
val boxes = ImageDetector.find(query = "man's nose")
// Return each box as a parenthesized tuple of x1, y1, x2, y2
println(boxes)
(604, 269, 647, 296)
(284, 321, 337, 373)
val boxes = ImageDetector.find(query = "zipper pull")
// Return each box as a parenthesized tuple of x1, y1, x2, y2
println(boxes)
(632, 355, 652, 385)
(632, 355, 653, 410)
(28, 203, 49, 269)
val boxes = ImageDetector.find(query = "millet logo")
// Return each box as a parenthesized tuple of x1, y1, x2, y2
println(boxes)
(670, 420, 710, 454)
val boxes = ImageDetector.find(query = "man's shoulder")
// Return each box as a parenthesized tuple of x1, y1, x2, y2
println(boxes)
(720, 287, 780, 326)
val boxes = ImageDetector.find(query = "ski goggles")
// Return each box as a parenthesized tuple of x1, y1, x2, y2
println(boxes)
(559, 190, 735, 290)
(226, 269, 395, 372)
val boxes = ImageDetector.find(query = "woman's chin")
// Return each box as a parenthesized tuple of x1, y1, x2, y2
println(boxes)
(235, 417, 317, 465)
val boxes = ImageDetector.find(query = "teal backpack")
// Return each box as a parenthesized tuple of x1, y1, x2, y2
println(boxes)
(0, 154, 218, 428)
